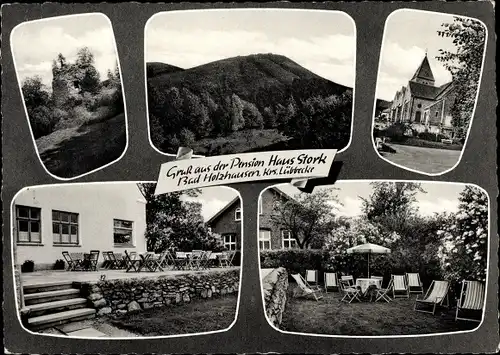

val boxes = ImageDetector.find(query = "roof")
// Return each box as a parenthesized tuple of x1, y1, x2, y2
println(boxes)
(205, 186, 294, 225)
(409, 80, 454, 100)
(411, 55, 435, 82)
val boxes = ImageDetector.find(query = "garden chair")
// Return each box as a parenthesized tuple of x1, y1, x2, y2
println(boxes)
(290, 273, 323, 301)
(414, 280, 450, 315)
(341, 275, 355, 287)
(391, 274, 409, 298)
(339, 279, 361, 303)
(455, 280, 485, 322)
(164, 250, 181, 270)
(227, 250, 237, 266)
(218, 251, 229, 268)
(124, 250, 140, 272)
(375, 279, 393, 303)
(150, 251, 167, 272)
(88, 250, 100, 271)
(108, 252, 123, 269)
(199, 251, 212, 269)
(406, 272, 424, 294)
(324, 272, 340, 293)
(62, 251, 82, 271)
(306, 270, 319, 286)
(101, 252, 111, 269)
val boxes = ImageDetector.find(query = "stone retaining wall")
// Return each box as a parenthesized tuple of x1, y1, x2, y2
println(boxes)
(80, 269, 240, 317)
(262, 267, 288, 328)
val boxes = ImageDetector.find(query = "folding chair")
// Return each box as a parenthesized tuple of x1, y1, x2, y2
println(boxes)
(227, 251, 237, 266)
(199, 251, 212, 270)
(455, 280, 485, 322)
(150, 251, 167, 272)
(306, 270, 319, 286)
(124, 250, 140, 272)
(340, 279, 361, 303)
(324, 272, 340, 293)
(406, 272, 424, 294)
(391, 274, 409, 298)
(414, 280, 450, 315)
(86, 250, 100, 271)
(219, 251, 230, 268)
(62, 251, 81, 271)
(375, 279, 393, 303)
(341, 275, 355, 287)
(101, 252, 111, 269)
(290, 273, 323, 301)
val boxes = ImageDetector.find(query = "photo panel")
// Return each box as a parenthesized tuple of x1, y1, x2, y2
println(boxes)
(372, 9, 487, 175)
(145, 9, 355, 157)
(258, 181, 489, 336)
(12, 182, 242, 338)
(10, 13, 128, 180)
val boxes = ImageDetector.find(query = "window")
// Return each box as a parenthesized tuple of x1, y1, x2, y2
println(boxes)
(16, 205, 41, 243)
(258, 197, 263, 215)
(52, 210, 79, 245)
(417, 103, 422, 108)
(435, 111, 439, 118)
(259, 229, 271, 250)
(223, 234, 237, 250)
(415, 111, 422, 123)
(282, 230, 297, 249)
(114, 219, 134, 246)
(235, 207, 242, 221)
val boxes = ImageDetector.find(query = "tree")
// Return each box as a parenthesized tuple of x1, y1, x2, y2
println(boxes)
(437, 186, 488, 282)
(75, 47, 100, 94)
(270, 189, 339, 249)
(436, 17, 486, 139)
(21, 76, 57, 138)
(75, 47, 96, 67)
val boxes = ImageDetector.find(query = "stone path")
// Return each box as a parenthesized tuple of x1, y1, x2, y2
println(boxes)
(40, 318, 140, 338)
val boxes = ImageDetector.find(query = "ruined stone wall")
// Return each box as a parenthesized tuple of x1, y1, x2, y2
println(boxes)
(262, 267, 288, 328)
(81, 269, 240, 317)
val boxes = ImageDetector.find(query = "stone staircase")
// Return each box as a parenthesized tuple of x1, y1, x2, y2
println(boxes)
(22, 281, 96, 331)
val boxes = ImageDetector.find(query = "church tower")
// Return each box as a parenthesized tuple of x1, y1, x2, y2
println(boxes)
(410, 53, 435, 86)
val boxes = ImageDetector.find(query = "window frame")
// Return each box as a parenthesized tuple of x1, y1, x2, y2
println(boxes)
(281, 229, 297, 249)
(15, 205, 42, 244)
(235, 207, 242, 221)
(113, 218, 135, 247)
(223, 233, 237, 251)
(259, 229, 271, 250)
(258, 197, 263, 215)
(52, 209, 79, 246)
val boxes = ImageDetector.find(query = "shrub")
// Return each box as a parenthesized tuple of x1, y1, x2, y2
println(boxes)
(379, 122, 410, 143)
(417, 131, 450, 142)
(53, 259, 65, 270)
(21, 260, 35, 273)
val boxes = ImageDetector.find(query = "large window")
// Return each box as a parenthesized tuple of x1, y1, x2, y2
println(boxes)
(282, 230, 297, 249)
(16, 205, 41, 243)
(223, 233, 237, 250)
(235, 207, 242, 221)
(52, 210, 79, 245)
(114, 219, 134, 246)
(259, 229, 271, 250)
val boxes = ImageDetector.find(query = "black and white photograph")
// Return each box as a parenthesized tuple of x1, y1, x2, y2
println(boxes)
(259, 181, 488, 336)
(373, 10, 486, 175)
(11, 14, 127, 179)
(145, 9, 355, 156)
(13, 183, 241, 338)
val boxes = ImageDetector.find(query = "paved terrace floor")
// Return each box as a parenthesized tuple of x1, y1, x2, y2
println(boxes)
(21, 267, 240, 286)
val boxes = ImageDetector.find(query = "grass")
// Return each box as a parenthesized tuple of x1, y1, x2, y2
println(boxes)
(389, 137, 463, 151)
(109, 295, 238, 336)
(281, 286, 479, 336)
(192, 128, 290, 156)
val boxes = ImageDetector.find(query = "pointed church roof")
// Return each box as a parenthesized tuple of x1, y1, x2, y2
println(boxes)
(411, 54, 435, 82)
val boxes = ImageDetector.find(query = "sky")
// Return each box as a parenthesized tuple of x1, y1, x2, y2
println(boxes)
(375, 9, 474, 101)
(11, 13, 119, 89)
(146, 9, 356, 88)
(274, 181, 470, 218)
(182, 186, 239, 222)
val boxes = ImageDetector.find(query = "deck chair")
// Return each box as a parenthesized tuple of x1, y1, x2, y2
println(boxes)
(391, 274, 409, 298)
(455, 280, 485, 322)
(340, 279, 361, 303)
(62, 251, 82, 271)
(414, 280, 450, 315)
(406, 272, 424, 294)
(306, 270, 319, 286)
(290, 273, 323, 301)
(341, 275, 355, 287)
(375, 279, 393, 303)
(324, 272, 340, 292)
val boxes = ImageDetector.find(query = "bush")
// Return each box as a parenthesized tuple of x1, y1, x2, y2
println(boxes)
(53, 259, 65, 270)
(379, 122, 410, 143)
(417, 131, 450, 142)
(21, 260, 35, 273)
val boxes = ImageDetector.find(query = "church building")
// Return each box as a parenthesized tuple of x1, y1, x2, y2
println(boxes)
(389, 54, 458, 137)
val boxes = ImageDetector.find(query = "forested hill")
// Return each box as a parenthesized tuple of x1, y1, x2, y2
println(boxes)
(146, 53, 353, 154)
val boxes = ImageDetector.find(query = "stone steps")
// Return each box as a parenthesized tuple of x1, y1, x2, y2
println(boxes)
(28, 308, 96, 331)
(23, 281, 75, 294)
(25, 297, 88, 317)
(24, 288, 81, 306)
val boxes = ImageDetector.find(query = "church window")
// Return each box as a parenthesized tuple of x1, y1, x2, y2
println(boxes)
(415, 111, 422, 123)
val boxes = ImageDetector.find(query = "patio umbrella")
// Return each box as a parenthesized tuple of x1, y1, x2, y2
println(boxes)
(346, 243, 391, 278)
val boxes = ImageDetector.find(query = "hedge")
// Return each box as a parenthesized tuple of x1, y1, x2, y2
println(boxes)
(260, 249, 444, 289)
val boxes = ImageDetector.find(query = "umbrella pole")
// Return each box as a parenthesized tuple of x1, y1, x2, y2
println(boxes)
(367, 253, 370, 278)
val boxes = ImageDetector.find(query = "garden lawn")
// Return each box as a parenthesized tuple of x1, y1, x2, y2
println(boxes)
(281, 287, 478, 336)
(109, 295, 238, 336)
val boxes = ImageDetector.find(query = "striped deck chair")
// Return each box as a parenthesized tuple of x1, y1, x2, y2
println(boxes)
(306, 270, 319, 286)
(340, 279, 361, 303)
(290, 273, 323, 301)
(341, 275, 355, 287)
(391, 274, 409, 298)
(324, 272, 339, 292)
(406, 272, 424, 294)
(455, 280, 485, 322)
(414, 280, 450, 315)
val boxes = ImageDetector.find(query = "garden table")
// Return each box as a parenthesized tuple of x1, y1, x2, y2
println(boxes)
(356, 278, 382, 296)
